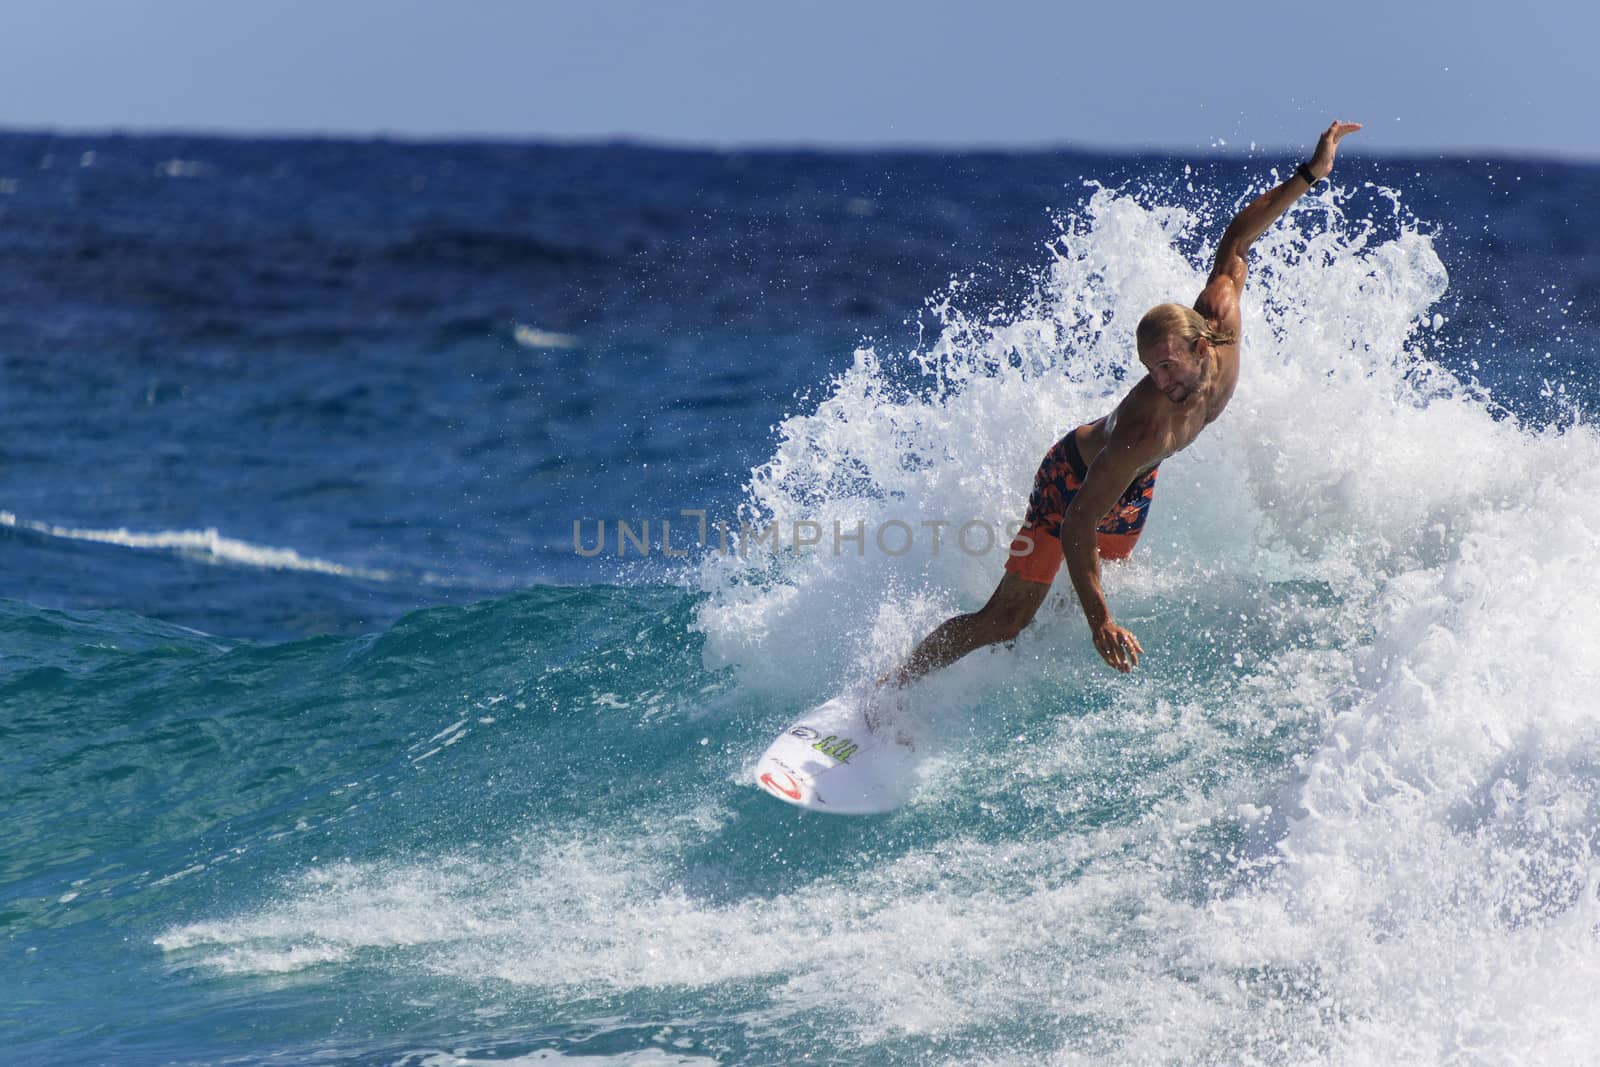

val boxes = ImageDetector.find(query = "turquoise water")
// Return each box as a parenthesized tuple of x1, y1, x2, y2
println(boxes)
(9, 576, 1346, 1063)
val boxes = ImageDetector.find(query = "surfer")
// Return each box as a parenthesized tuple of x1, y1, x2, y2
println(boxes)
(885, 121, 1363, 681)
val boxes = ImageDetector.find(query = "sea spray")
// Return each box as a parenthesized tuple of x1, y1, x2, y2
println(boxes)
(691, 182, 1453, 684)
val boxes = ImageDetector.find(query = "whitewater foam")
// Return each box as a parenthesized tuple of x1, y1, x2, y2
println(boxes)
(684, 181, 1600, 1059)
(1, 510, 394, 581)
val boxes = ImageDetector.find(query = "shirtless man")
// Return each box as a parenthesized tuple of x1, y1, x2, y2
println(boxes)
(887, 121, 1362, 681)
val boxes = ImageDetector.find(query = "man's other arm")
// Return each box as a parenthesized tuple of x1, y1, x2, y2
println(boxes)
(1060, 414, 1169, 673)
(1200, 120, 1363, 318)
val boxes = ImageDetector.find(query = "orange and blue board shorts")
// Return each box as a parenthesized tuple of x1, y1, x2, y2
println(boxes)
(1003, 427, 1158, 585)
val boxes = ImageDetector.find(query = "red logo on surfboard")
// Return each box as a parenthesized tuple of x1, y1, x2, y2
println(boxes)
(760, 770, 803, 801)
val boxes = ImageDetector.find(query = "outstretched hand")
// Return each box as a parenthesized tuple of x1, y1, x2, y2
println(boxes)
(1092, 621, 1143, 673)
(1309, 120, 1363, 180)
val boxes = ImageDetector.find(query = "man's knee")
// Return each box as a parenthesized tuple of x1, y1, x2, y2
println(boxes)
(973, 572, 1050, 645)
(979, 598, 1040, 643)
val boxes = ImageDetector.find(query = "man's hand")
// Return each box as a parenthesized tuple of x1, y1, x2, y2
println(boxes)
(1308, 120, 1363, 181)
(1092, 621, 1143, 673)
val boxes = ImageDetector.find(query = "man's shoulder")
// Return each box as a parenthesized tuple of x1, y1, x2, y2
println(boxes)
(1194, 273, 1243, 334)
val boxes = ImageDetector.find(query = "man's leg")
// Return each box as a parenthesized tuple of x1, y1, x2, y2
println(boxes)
(884, 572, 1051, 688)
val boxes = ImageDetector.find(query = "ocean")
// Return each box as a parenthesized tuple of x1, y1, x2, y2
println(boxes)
(3, 131, 1599, 1065)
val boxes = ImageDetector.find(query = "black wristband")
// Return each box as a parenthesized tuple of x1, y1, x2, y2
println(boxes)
(1295, 162, 1321, 189)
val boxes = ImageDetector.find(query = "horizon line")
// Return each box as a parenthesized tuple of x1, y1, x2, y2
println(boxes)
(2, 122, 1597, 166)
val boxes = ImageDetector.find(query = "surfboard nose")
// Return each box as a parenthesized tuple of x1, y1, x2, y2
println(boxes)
(753, 694, 910, 815)
(758, 767, 809, 804)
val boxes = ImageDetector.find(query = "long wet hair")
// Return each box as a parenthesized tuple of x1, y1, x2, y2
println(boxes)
(1135, 303, 1237, 355)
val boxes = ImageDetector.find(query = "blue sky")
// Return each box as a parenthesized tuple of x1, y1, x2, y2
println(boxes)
(1, 0, 1594, 157)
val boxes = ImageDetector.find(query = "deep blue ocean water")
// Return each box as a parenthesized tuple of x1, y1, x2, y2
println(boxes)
(4, 131, 1600, 1065)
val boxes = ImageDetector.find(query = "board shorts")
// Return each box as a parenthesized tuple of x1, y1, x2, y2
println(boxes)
(1003, 427, 1158, 585)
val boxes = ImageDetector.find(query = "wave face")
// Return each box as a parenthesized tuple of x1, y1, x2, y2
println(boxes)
(5, 142, 1600, 1065)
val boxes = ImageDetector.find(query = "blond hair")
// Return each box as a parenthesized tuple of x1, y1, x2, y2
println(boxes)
(1135, 303, 1237, 355)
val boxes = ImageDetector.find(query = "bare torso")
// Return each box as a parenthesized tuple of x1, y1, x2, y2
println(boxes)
(1074, 332, 1241, 473)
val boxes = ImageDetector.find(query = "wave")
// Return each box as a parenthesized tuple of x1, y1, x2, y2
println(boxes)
(95, 181, 1600, 1064)
(682, 180, 1600, 1059)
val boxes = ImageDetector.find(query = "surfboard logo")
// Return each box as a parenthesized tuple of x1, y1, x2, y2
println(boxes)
(760, 770, 804, 801)
(811, 735, 858, 763)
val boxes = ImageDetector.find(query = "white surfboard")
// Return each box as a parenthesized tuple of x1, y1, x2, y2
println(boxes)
(754, 692, 912, 815)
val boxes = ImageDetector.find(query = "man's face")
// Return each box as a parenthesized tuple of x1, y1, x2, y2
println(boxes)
(1141, 335, 1203, 403)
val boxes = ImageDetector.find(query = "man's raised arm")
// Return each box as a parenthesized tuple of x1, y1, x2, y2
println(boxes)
(1203, 121, 1363, 307)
